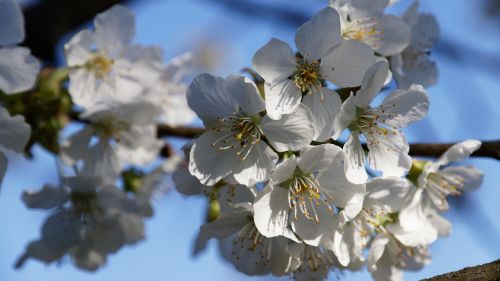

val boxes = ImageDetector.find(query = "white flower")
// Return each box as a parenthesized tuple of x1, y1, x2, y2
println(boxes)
(60, 101, 163, 182)
(368, 232, 430, 281)
(16, 176, 144, 271)
(335, 177, 412, 267)
(330, 0, 412, 56)
(194, 192, 302, 277)
(0, 106, 30, 187)
(253, 144, 365, 253)
(187, 74, 315, 186)
(141, 52, 196, 126)
(390, 1, 440, 89)
(0, 0, 40, 94)
(252, 7, 375, 140)
(417, 140, 483, 211)
(64, 5, 162, 110)
(291, 245, 339, 281)
(333, 61, 429, 183)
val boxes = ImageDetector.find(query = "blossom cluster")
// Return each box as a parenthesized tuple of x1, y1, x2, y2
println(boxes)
(0, 1, 485, 280)
(175, 2, 483, 281)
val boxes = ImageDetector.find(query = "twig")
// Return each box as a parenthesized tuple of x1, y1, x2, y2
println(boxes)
(157, 125, 500, 160)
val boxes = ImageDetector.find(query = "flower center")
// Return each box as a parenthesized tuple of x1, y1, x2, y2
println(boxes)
(293, 59, 322, 93)
(211, 112, 263, 160)
(70, 191, 100, 214)
(287, 171, 334, 222)
(86, 54, 114, 78)
(92, 117, 130, 139)
(426, 172, 464, 209)
(342, 17, 381, 48)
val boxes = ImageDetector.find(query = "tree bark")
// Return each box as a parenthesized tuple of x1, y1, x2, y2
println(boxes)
(423, 259, 500, 281)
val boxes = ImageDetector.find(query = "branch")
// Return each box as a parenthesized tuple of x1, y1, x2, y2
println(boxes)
(157, 125, 500, 160)
(423, 259, 500, 281)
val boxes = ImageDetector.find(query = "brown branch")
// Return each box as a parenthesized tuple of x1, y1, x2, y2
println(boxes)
(157, 125, 500, 160)
(423, 259, 500, 281)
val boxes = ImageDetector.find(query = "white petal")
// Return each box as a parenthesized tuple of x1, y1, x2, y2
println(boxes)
(426, 206, 452, 237)
(82, 142, 122, 183)
(225, 75, 265, 115)
(0, 47, 40, 94)
(22, 185, 69, 209)
(0, 106, 30, 152)
(375, 15, 411, 56)
(435, 139, 481, 167)
(60, 126, 94, 165)
(343, 131, 368, 184)
(298, 143, 343, 173)
(93, 5, 135, 54)
(232, 142, 278, 186)
(295, 7, 342, 60)
(302, 88, 342, 141)
(194, 211, 249, 254)
(365, 177, 412, 212)
(374, 84, 429, 128)
(253, 186, 299, 241)
(261, 104, 315, 152)
(264, 80, 302, 120)
(333, 230, 350, 266)
(411, 14, 440, 50)
(270, 155, 298, 185)
(332, 93, 357, 140)
(189, 131, 241, 186)
(366, 129, 412, 177)
(322, 40, 375, 88)
(388, 222, 437, 247)
(64, 29, 95, 67)
(172, 167, 205, 196)
(119, 214, 145, 244)
(368, 233, 389, 271)
(269, 237, 296, 276)
(441, 166, 484, 191)
(252, 38, 296, 83)
(187, 74, 241, 127)
(0, 0, 24, 45)
(290, 206, 338, 247)
(371, 252, 404, 281)
(317, 158, 366, 221)
(354, 61, 388, 109)
(162, 52, 193, 82)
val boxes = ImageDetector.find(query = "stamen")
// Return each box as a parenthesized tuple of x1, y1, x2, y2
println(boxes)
(211, 112, 263, 160)
(342, 17, 382, 48)
(293, 58, 323, 93)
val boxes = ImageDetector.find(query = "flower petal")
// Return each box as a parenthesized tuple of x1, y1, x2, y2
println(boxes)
(232, 142, 278, 186)
(374, 84, 429, 129)
(0, 0, 24, 45)
(302, 88, 342, 141)
(253, 186, 299, 242)
(189, 131, 241, 186)
(298, 143, 343, 173)
(366, 129, 412, 178)
(295, 7, 342, 60)
(375, 15, 411, 56)
(435, 139, 481, 167)
(270, 155, 298, 185)
(0, 47, 40, 94)
(0, 106, 31, 152)
(322, 40, 375, 88)
(252, 38, 296, 83)
(354, 61, 388, 109)
(264, 80, 302, 120)
(441, 166, 484, 191)
(93, 5, 135, 54)
(22, 185, 69, 210)
(261, 104, 315, 152)
(343, 131, 368, 184)
(290, 206, 338, 247)
(365, 177, 412, 212)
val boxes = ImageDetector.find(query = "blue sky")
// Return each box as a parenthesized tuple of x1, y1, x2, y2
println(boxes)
(1, 0, 499, 280)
